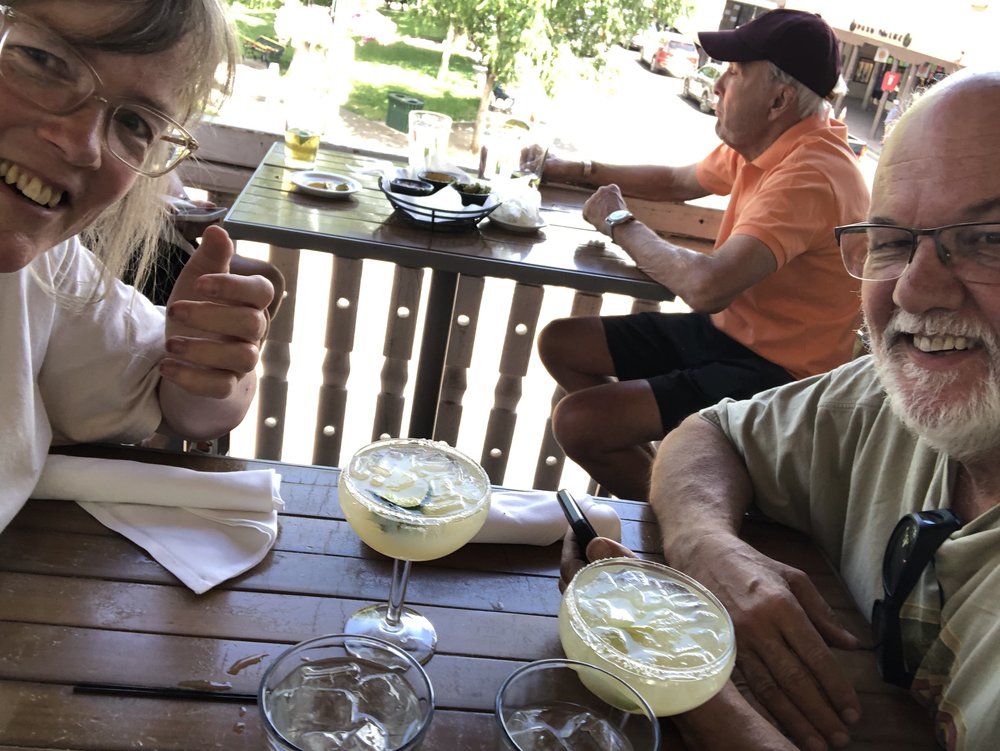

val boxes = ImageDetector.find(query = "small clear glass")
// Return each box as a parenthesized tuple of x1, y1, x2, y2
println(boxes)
(340, 438, 491, 664)
(259, 633, 434, 751)
(495, 658, 660, 751)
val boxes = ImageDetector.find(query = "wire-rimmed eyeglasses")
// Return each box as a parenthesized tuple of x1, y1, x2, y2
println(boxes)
(871, 508, 961, 687)
(0, 5, 198, 177)
(835, 221, 1000, 285)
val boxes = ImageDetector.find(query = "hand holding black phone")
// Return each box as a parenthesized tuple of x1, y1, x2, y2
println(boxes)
(557, 489, 599, 560)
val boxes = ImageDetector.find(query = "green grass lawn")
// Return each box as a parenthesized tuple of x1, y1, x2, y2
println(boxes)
(229, 5, 480, 123)
(349, 38, 480, 123)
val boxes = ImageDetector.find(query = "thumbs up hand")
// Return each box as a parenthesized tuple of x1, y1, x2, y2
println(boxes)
(161, 225, 274, 401)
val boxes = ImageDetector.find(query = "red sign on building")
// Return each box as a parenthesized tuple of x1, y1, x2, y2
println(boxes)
(881, 71, 902, 92)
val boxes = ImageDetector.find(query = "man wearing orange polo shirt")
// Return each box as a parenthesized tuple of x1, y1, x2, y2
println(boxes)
(537, 10, 869, 501)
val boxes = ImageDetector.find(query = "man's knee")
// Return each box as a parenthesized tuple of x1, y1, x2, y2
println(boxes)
(551, 391, 603, 458)
(538, 317, 612, 379)
(537, 317, 576, 373)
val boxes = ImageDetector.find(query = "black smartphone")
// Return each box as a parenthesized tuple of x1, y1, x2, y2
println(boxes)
(557, 488, 599, 558)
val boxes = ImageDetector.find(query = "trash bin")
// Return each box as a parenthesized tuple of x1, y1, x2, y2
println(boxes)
(386, 91, 424, 133)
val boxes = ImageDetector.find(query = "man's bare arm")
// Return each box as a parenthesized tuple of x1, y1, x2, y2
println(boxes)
(543, 155, 709, 202)
(651, 415, 862, 751)
(582, 184, 777, 311)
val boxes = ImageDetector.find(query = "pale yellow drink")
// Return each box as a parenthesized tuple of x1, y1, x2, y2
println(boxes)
(284, 127, 320, 166)
(339, 439, 491, 561)
(559, 557, 735, 716)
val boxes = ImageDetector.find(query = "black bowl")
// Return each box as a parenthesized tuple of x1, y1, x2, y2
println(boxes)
(418, 171, 458, 193)
(389, 178, 435, 197)
(454, 182, 491, 206)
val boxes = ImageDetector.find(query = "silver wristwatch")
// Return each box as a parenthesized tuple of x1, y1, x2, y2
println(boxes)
(605, 209, 635, 241)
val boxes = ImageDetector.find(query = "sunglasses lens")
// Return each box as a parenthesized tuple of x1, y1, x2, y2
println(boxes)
(883, 519, 919, 597)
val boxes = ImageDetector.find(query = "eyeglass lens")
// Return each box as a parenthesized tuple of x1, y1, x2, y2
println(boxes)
(0, 13, 191, 174)
(840, 224, 1000, 284)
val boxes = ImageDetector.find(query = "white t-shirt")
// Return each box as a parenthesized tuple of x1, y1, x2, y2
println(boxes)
(702, 356, 1000, 750)
(1, 236, 164, 530)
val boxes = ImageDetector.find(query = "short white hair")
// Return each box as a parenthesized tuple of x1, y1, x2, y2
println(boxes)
(767, 62, 829, 119)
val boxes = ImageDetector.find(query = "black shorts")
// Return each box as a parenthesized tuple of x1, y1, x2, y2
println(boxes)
(602, 312, 793, 432)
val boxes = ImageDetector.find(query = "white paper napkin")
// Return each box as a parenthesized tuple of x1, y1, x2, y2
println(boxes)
(471, 489, 621, 545)
(31, 454, 284, 594)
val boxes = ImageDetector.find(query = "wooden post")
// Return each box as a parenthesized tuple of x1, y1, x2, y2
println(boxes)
(313, 257, 363, 467)
(255, 245, 299, 460)
(480, 283, 544, 484)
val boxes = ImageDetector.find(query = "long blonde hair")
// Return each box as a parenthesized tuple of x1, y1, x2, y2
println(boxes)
(13, 0, 238, 298)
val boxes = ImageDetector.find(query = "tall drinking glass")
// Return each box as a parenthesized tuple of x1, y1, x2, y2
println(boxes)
(340, 438, 491, 664)
(407, 110, 453, 175)
(560, 557, 735, 716)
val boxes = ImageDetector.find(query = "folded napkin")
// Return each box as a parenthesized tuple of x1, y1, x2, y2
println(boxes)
(32, 455, 284, 594)
(471, 489, 621, 546)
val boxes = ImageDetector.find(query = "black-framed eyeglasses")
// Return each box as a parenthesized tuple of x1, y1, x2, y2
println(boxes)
(835, 221, 1000, 286)
(0, 5, 198, 177)
(871, 508, 961, 687)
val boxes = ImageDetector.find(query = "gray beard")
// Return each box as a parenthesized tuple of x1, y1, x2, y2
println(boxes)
(868, 310, 1000, 461)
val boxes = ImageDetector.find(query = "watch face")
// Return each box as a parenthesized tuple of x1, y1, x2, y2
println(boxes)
(607, 209, 631, 223)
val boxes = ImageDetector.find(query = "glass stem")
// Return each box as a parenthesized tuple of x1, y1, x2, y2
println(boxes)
(384, 558, 412, 629)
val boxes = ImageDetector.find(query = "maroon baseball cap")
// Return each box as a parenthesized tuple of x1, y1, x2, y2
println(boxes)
(698, 9, 840, 98)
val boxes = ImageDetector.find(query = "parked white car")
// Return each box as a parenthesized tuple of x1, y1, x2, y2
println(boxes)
(682, 62, 725, 113)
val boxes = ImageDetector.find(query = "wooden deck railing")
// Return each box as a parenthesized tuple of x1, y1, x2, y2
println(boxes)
(179, 119, 721, 491)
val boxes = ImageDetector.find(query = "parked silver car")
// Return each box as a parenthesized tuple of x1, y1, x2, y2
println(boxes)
(682, 62, 725, 113)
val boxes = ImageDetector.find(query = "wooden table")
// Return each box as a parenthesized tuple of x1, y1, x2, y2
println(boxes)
(0, 445, 935, 749)
(223, 143, 714, 440)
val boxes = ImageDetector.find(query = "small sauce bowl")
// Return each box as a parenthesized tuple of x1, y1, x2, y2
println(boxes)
(390, 178, 435, 197)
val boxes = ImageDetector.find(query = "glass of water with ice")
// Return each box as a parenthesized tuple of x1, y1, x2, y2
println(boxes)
(259, 633, 434, 751)
(495, 659, 660, 751)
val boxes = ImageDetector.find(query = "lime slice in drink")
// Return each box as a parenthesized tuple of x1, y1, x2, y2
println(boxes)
(375, 471, 429, 508)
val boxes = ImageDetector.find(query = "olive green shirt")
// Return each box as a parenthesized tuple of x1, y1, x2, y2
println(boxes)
(702, 355, 1000, 751)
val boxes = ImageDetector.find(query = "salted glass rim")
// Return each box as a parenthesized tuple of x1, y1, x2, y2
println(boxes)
(563, 557, 736, 681)
(341, 437, 491, 526)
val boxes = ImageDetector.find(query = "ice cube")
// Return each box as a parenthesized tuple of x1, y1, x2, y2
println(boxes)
(301, 660, 361, 688)
(334, 717, 390, 751)
(269, 686, 357, 738)
(560, 710, 633, 751)
(358, 672, 422, 740)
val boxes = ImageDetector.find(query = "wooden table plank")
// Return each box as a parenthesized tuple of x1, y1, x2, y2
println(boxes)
(0, 681, 497, 751)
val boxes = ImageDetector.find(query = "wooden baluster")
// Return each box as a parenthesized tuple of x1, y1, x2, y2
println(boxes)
(372, 266, 424, 441)
(312, 257, 363, 467)
(532, 291, 604, 490)
(433, 275, 485, 447)
(630, 298, 662, 314)
(480, 283, 544, 484)
(255, 245, 299, 460)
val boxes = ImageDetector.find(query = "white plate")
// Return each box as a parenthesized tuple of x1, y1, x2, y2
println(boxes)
(290, 171, 361, 198)
(489, 216, 547, 234)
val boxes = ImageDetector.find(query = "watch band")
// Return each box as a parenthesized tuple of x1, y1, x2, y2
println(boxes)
(581, 159, 593, 178)
(606, 210, 636, 244)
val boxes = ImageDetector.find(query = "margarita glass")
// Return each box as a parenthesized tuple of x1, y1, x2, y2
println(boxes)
(339, 438, 491, 664)
(560, 557, 735, 716)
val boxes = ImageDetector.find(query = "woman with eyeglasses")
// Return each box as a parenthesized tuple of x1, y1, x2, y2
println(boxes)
(0, 0, 274, 529)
